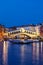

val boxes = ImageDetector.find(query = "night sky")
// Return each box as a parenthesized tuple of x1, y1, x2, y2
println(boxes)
(0, 0, 43, 27)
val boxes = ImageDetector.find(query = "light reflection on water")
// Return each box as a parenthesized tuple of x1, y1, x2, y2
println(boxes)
(0, 41, 43, 65)
(21, 45, 25, 64)
(3, 41, 8, 65)
(32, 42, 39, 65)
(32, 42, 43, 65)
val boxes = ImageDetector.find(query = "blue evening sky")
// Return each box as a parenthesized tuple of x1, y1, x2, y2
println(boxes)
(0, 0, 43, 27)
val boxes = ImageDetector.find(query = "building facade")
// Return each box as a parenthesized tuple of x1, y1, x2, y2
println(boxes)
(40, 25, 43, 38)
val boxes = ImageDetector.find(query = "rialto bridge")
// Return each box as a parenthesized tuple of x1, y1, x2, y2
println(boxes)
(3, 28, 40, 39)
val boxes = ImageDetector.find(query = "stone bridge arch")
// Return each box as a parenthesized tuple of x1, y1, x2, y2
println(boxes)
(10, 33, 32, 39)
(8, 31, 37, 39)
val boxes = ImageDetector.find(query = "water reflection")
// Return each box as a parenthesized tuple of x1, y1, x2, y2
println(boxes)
(3, 41, 8, 65)
(32, 42, 39, 65)
(21, 45, 25, 65)
(41, 42, 43, 53)
(32, 42, 43, 65)
(0, 41, 43, 65)
(20, 44, 32, 65)
(0, 42, 3, 65)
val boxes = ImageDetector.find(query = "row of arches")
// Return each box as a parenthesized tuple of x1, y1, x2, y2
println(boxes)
(8, 30, 37, 36)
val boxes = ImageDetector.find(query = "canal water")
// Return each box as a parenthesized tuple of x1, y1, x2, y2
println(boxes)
(0, 41, 43, 65)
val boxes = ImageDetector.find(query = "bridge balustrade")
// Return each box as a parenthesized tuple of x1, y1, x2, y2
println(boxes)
(8, 30, 37, 36)
(25, 30, 37, 35)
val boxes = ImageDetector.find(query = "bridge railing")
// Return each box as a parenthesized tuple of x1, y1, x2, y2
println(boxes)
(7, 29, 37, 36)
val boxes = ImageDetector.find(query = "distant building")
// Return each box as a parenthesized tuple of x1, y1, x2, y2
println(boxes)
(0, 24, 5, 39)
(8, 26, 17, 32)
(16, 24, 42, 37)
(35, 25, 40, 36)
(40, 25, 43, 38)
(17, 25, 36, 32)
